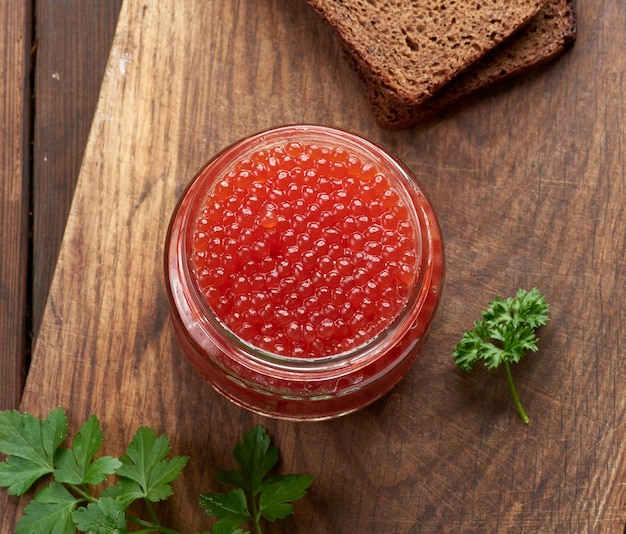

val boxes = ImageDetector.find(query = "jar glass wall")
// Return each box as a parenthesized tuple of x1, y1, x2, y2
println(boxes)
(165, 125, 443, 420)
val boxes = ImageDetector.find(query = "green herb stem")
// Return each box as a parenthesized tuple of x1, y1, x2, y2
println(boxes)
(504, 360, 529, 424)
(145, 500, 162, 527)
(251, 495, 263, 534)
(67, 483, 97, 504)
(125, 514, 181, 534)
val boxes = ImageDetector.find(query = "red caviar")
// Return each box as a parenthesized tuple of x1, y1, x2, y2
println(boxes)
(165, 125, 443, 420)
(191, 140, 418, 358)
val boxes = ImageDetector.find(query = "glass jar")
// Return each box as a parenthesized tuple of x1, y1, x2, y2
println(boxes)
(165, 125, 443, 420)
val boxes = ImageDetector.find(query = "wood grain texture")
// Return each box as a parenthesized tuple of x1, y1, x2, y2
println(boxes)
(0, 1, 31, 411)
(32, 0, 123, 340)
(3, 0, 626, 531)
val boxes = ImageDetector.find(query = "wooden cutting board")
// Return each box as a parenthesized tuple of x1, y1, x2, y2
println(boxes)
(3, 0, 626, 531)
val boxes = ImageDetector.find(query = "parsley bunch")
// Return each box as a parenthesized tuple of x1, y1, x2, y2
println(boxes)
(452, 288, 550, 424)
(0, 408, 313, 533)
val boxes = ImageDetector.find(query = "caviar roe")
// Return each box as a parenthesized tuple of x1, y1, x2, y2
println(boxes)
(165, 125, 443, 420)
(190, 140, 418, 358)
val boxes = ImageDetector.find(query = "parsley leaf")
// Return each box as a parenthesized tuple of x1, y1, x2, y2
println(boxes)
(16, 481, 79, 534)
(72, 496, 128, 533)
(199, 488, 251, 532)
(54, 414, 121, 486)
(200, 426, 313, 534)
(259, 474, 315, 521)
(112, 426, 189, 505)
(229, 425, 278, 493)
(452, 287, 550, 424)
(0, 407, 67, 495)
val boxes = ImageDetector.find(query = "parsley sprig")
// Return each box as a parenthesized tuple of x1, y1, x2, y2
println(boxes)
(0, 407, 187, 533)
(199, 426, 314, 534)
(0, 408, 313, 533)
(451, 288, 550, 424)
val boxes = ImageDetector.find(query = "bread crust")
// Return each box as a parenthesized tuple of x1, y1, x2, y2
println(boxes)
(392, 0, 578, 127)
(307, 0, 549, 126)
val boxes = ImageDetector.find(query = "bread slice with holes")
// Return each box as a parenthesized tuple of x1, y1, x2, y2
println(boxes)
(306, 0, 548, 128)
(406, 0, 578, 125)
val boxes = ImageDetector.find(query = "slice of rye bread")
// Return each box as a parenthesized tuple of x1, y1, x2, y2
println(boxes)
(389, 0, 578, 127)
(306, 0, 548, 126)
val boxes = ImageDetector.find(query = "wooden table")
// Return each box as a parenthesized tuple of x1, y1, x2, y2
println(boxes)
(2, 1, 626, 532)
(0, 0, 123, 412)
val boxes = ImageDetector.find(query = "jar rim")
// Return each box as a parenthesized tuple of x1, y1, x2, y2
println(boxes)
(166, 124, 442, 373)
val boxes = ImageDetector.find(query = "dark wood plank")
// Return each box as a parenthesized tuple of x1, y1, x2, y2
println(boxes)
(31, 0, 123, 339)
(0, 1, 31, 410)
